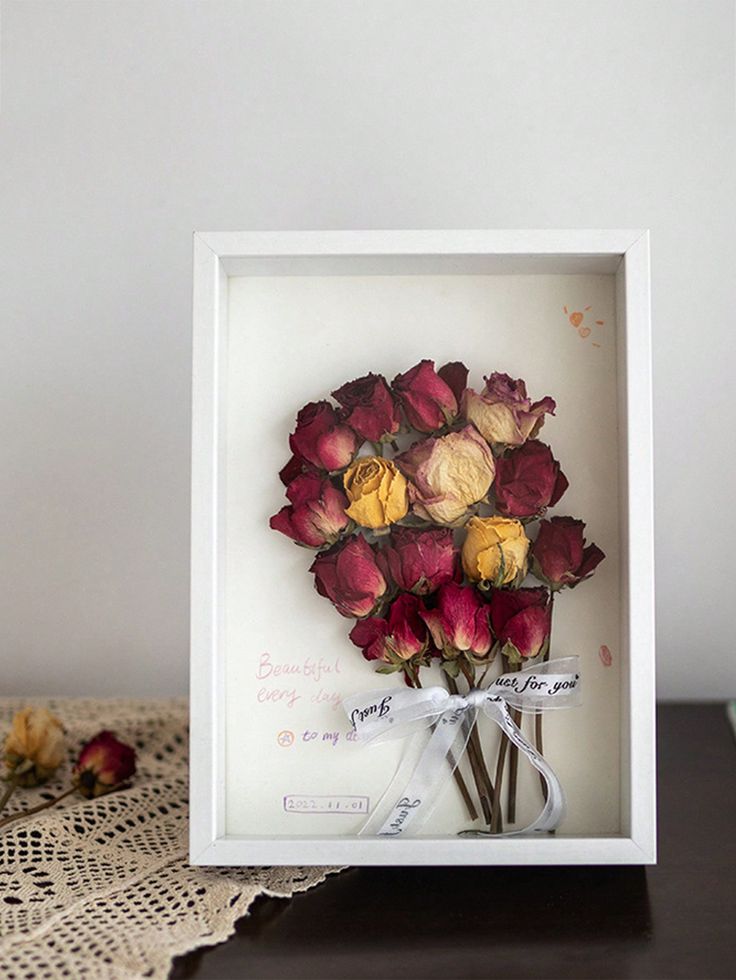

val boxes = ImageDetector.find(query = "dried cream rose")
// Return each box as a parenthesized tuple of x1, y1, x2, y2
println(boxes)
(461, 373, 555, 447)
(395, 426, 495, 526)
(461, 515, 530, 585)
(343, 457, 409, 529)
(4, 706, 65, 786)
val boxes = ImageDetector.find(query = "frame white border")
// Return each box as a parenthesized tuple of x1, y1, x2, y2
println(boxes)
(190, 230, 655, 866)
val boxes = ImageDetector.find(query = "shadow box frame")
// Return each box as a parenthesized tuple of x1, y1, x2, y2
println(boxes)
(189, 229, 655, 867)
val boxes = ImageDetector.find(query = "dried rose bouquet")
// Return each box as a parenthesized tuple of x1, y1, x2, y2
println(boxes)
(270, 361, 604, 832)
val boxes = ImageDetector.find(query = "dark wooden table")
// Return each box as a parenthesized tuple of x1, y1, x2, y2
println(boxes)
(173, 705, 736, 979)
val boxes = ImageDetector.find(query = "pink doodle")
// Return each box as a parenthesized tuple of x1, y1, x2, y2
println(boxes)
(598, 644, 613, 667)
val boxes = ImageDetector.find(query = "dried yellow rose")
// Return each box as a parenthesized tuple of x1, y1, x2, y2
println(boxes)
(343, 456, 409, 529)
(4, 706, 65, 786)
(462, 515, 530, 585)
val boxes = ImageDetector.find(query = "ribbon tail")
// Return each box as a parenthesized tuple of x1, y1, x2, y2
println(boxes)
(362, 703, 475, 838)
(463, 700, 565, 837)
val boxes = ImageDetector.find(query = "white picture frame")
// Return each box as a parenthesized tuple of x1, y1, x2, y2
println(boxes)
(189, 229, 655, 866)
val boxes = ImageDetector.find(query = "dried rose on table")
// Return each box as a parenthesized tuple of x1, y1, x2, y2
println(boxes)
(73, 731, 137, 798)
(0, 717, 137, 832)
(4, 706, 65, 787)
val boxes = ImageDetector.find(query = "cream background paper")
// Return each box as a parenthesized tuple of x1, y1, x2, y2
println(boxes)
(224, 273, 620, 838)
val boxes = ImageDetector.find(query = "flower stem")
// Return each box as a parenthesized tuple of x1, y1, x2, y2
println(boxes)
(414, 674, 478, 822)
(490, 728, 510, 834)
(469, 721, 497, 828)
(507, 663, 522, 823)
(0, 785, 76, 831)
(534, 593, 555, 801)
(0, 779, 18, 817)
(444, 673, 496, 829)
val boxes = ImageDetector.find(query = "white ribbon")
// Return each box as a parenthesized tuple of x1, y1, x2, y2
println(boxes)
(342, 657, 580, 838)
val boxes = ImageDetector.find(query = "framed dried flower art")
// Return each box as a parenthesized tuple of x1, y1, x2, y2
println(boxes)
(189, 230, 655, 866)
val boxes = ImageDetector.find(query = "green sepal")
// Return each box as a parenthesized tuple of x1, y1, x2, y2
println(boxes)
(465, 650, 493, 667)
(502, 641, 523, 665)
(536, 635, 550, 661)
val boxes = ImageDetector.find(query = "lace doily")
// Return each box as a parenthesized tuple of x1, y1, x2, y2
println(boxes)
(0, 698, 342, 979)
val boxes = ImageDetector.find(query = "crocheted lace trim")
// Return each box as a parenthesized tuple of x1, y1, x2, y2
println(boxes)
(0, 697, 341, 979)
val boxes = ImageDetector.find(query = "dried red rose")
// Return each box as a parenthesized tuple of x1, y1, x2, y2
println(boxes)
(437, 361, 469, 405)
(278, 454, 306, 486)
(309, 535, 387, 618)
(488, 586, 551, 661)
(289, 401, 358, 471)
(392, 359, 458, 433)
(331, 373, 400, 444)
(270, 473, 350, 548)
(420, 582, 492, 659)
(493, 440, 568, 519)
(349, 593, 430, 663)
(379, 527, 457, 595)
(531, 516, 605, 589)
(73, 731, 136, 799)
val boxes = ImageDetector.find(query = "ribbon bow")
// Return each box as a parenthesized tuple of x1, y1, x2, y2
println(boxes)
(342, 657, 581, 838)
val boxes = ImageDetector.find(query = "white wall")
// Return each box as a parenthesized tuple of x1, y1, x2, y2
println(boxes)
(1, 0, 734, 699)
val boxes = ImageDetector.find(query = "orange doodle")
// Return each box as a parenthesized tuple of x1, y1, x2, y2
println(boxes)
(277, 730, 295, 747)
(563, 306, 605, 342)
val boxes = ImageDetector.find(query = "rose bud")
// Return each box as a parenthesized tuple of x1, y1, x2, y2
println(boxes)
(73, 730, 136, 798)
(493, 440, 569, 519)
(289, 401, 359, 471)
(462, 515, 530, 586)
(343, 457, 408, 530)
(488, 587, 552, 662)
(420, 582, 492, 659)
(349, 593, 430, 664)
(4, 706, 65, 787)
(331, 373, 401, 444)
(531, 516, 605, 589)
(395, 426, 495, 525)
(270, 473, 350, 548)
(379, 527, 457, 595)
(392, 359, 458, 432)
(462, 371, 556, 447)
(437, 361, 469, 405)
(309, 534, 387, 618)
